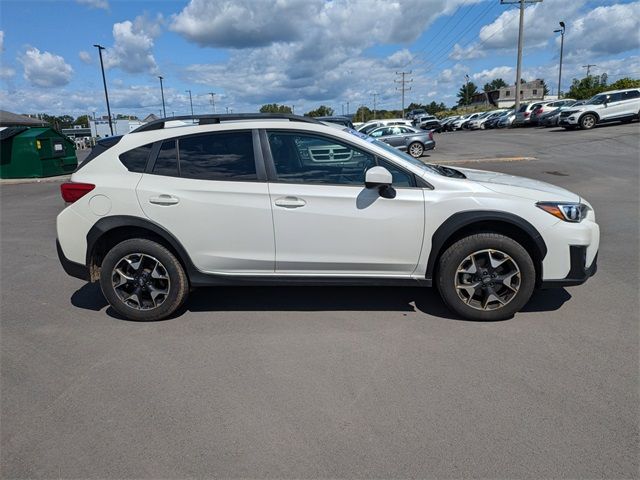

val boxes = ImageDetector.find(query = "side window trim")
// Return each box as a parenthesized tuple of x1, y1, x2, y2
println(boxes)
(144, 141, 163, 173)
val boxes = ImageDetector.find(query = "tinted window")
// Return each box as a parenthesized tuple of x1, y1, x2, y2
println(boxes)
(153, 140, 179, 176)
(119, 143, 153, 172)
(369, 128, 389, 138)
(622, 90, 640, 100)
(178, 131, 256, 181)
(268, 132, 375, 185)
(608, 93, 623, 102)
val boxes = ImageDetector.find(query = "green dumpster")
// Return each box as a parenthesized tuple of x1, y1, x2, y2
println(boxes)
(0, 127, 77, 179)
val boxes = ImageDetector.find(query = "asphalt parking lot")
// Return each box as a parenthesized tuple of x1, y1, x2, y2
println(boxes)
(1, 124, 638, 478)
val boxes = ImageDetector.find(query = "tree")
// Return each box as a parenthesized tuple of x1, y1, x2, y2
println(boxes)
(538, 79, 550, 96)
(483, 78, 507, 92)
(259, 103, 292, 114)
(304, 105, 334, 117)
(74, 115, 90, 127)
(567, 75, 640, 99)
(457, 81, 478, 105)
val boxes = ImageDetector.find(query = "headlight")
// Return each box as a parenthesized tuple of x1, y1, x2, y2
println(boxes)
(536, 202, 590, 222)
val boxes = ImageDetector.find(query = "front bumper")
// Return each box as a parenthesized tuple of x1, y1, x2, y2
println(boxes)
(541, 246, 598, 288)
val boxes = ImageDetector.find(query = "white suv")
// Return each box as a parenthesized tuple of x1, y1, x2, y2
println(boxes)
(559, 88, 640, 129)
(57, 114, 599, 322)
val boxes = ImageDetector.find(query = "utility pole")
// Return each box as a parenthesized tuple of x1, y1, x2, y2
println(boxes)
(582, 64, 597, 76)
(554, 21, 565, 98)
(208, 92, 216, 114)
(158, 76, 166, 118)
(346, 101, 350, 116)
(185, 89, 194, 116)
(93, 44, 113, 136)
(341, 104, 345, 115)
(465, 74, 471, 105)
(292, 105, 295, 114)
(500, 0, 543, 111)
(395, 71, 412, 118)
(372, 92, 378, 119)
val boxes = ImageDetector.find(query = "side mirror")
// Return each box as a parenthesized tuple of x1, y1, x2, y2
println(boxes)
(365, 166, 395, 198)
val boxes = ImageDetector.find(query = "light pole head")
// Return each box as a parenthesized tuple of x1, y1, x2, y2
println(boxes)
(559, 21, 565, 29)
(93, 44, 104, 50)
(158, 75, 163, 81)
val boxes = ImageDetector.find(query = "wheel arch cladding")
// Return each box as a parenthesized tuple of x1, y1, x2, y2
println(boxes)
(425, 211, 547, 285)
(580, 111, 599, 121)
(85, 215, 196, 282)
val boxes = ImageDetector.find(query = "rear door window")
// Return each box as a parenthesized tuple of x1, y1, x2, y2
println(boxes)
(178, 131, 257, 181)
(152, 140, 179, 176)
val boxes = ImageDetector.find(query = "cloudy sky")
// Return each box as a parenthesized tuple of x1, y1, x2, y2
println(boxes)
(1, 0, 639, 118)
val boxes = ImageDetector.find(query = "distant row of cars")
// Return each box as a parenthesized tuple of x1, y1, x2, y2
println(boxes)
(438, 87, 640, 132)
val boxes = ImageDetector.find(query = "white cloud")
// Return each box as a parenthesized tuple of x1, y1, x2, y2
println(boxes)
(19, 47, 73, 87)
(562, 2, 640, 60)
(476, 0, 585, 51)
(0, 66, 15, 79)
(75, 0, 109, 10)
(387, 49, 414, 68)
(78, 51, 92, 64)
(473, 66, 514, 85)
(104, 14, 162, 74)
(171, 0, 479, 49)
(450, 43, 486, 61)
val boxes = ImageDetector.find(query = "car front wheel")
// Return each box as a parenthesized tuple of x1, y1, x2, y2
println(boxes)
(408, 142, 424, 158)
(436, 233, 536, 321)
(579, 113, 597, 130)
(99, 238, 189, 321)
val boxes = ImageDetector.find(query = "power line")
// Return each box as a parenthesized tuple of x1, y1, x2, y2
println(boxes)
(395, 71, 412, 118)
(401, 0, 471, 69)
(409, 0, 498, 71)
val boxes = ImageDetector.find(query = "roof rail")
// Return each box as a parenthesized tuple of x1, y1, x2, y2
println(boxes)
(131, 113, 321, 133)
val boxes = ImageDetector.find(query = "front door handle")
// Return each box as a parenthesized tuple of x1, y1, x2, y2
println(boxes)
(274, 196, 306, 208)
(149, 194, 179, 206)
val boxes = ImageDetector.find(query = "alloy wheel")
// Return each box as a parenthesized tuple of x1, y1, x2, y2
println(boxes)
(111, 253, 170, 310)
(454, 249, 521, 311)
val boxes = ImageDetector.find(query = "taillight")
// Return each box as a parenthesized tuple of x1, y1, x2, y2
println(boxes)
(524, 112, 530, 117)
(61, 182, 95, 203)
(429, 131, 434, 141)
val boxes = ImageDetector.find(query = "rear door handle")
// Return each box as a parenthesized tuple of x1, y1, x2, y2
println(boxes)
(149, 194, 179, 206)
(274, 196, 306, 208)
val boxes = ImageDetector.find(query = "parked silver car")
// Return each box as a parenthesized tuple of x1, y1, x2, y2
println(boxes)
(513, 102, 543, 126)
(368, 125, 435, 157)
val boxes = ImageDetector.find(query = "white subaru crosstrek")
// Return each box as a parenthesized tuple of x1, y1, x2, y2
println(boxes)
(57, 114, 599, 322)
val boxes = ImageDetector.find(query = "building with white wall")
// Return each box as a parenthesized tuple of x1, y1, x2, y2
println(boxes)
(89, 118, 143, 138)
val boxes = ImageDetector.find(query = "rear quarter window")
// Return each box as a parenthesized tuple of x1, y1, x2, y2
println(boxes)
(119, 143, 153, 172)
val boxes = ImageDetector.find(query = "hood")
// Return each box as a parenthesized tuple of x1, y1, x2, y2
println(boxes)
(455, 167, 580, 202)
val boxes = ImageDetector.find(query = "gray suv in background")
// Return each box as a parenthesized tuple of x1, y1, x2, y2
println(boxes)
(368, 125, 435, 157)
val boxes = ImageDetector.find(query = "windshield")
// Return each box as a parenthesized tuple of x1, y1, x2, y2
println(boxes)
(587, 94, 608, 105)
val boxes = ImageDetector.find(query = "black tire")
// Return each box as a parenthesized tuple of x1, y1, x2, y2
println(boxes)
(100, 238, 189, 321)
(408, 141, 424, 158)
(579, 113, 597, 130)
(436, 233, 536, 321)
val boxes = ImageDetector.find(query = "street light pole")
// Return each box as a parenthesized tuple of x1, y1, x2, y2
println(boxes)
(554, 21, 565, 99)
(208, 92, 216, 114)
(185, 89, 194, 116)
(93, 44, 113, 136)
(158, 75, 166, 118)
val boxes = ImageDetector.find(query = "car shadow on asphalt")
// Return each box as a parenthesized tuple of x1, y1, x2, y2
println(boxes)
(70, 283, 572, 323)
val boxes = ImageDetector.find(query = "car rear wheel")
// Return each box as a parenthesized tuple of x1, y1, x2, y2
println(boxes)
(408, 142, 424, 158)
(436, 233, 536, 321)
(100, 238, 189, 321)
(579, 113, 597, 130)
